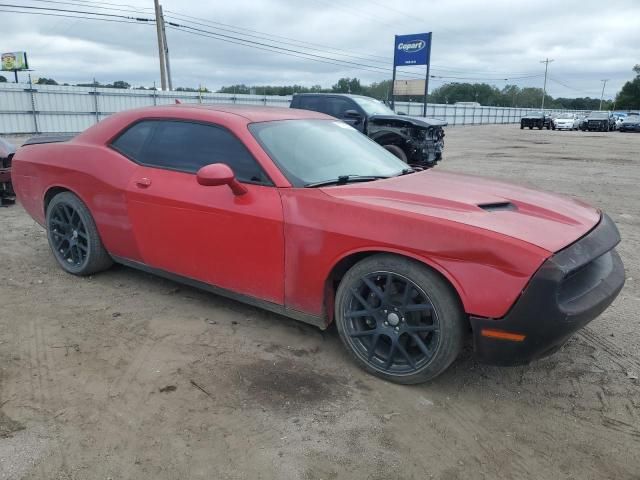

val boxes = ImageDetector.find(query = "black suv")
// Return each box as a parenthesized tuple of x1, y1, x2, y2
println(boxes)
(585, 111, 616, 132)
(290, 93, 447, 168)
(520, 111, 553, 130)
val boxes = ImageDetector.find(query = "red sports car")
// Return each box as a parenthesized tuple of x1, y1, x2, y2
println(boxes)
(11, 105, 625, 384)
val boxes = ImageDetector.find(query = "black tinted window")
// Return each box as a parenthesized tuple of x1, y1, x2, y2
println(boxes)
(325, 98, 355, 118)
(111, 121, 153, 159)
(295, 96, 327, 114)
(112, 120, 269, 184)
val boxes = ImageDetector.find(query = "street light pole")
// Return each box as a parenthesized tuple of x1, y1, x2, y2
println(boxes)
(599, 79, 609, 110)
(540, 58, 554, 112)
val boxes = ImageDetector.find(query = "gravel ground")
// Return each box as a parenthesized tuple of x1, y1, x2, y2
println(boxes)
(0, 125, 639, 480)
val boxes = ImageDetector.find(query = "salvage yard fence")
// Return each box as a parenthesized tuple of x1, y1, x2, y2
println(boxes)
(0, 82, 584, 135)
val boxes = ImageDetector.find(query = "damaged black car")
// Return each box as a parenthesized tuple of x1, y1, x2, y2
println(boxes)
(290, 93, 446, 168)
(0, 137, 15, 206)
(520, 111, 553, 130)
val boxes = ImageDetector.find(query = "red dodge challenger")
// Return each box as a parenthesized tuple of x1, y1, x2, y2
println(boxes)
(11, 105, 625, 383)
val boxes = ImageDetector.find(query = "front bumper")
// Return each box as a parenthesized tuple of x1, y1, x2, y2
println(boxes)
(470, 214, 625, 366)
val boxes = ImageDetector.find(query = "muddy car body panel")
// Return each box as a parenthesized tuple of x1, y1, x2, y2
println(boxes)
(11, 105, 624, 368)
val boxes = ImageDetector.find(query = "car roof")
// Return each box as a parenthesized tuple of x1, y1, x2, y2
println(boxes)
(160, 104, 332, 122)
(292, 93, 376, 100)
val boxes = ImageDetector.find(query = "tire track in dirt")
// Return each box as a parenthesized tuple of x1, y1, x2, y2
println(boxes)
(441, 400, 555, 479)
(578, 327, 640, 373)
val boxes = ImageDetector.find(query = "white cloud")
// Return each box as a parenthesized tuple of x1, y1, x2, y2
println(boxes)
(3, 0, 638, 98)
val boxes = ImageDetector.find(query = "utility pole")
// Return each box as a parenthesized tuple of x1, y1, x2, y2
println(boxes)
(154, 0, 167, 91)
(159, 4, 172, 91)
(599, 79, 609, 110)
(540, 58, 554, 112)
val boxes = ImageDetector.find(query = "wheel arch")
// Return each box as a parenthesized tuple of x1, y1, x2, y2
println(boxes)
(369, 130, 407, 147)
(323, 248, 467, 326)
(44, 185, 73, 214)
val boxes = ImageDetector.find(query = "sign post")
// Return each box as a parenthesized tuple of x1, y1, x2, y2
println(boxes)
(391, 33, 432, 116)
(1, 51, 29, 83)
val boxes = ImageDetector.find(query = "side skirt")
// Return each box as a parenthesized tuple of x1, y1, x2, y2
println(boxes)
(111, 256, 328, 330)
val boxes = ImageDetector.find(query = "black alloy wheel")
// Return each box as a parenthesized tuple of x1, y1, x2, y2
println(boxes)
(49, 202, 89, 269)
(343, 272, 440, 374)
(335, 255, 464, 384)
(46, 192, 113, 275)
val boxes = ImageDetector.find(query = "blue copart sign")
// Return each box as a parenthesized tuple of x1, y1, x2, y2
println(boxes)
(394, 33, 431, 66)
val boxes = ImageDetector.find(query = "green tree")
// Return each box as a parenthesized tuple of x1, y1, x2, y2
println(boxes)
(36, 77, 58, 85)
(615, 65, 640, 109)
(110, 80, 130, 89)
(331, 77, 362, 94)
(362, 79, 392, 101)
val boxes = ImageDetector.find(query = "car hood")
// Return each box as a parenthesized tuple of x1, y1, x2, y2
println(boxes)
(369, 114, 448, 128)
(321, 170, 600, 253)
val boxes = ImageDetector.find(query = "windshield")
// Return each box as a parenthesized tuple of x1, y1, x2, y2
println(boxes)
(557, 114, 574, 119)
(590, 112, 608, 119)
(527, 112, 543, 116)
(351, 97, 396, 116)
(624, 115, 640, 121)
(249, 119, 407, 187)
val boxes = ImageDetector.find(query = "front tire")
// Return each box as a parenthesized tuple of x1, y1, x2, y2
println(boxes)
(46, 192, 113, 275)
(334, 254, 465, 384)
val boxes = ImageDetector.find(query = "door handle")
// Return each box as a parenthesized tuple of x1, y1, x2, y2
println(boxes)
(135, 177, 152, 188)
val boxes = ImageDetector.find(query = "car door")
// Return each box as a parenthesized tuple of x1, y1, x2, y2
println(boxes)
(111, 119, 285, 305)
(327, 97, 366, 132)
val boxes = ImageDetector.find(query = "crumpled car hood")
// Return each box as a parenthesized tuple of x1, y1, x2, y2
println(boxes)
(369, 114, 448, 128)
(321, 170, 600, 253)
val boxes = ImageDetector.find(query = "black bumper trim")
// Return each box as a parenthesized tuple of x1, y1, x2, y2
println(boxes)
(470, 214, 625, 366)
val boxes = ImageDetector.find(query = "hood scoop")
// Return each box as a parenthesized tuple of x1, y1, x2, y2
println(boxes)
(478, 202, 517, 212)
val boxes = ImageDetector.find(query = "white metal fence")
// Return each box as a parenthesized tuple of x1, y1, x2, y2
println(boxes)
(0, 82, 581, 134)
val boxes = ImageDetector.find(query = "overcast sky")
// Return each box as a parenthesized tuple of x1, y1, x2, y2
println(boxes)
(3, 0, 639, 99)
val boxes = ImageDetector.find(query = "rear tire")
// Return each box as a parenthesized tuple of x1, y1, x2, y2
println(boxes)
(335, 254, 465, 384)
(46, 192, 113, 276)
(382, 144, 408, 163)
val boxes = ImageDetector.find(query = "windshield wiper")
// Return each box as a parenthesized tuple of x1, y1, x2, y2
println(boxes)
(304, 175, 390, 188)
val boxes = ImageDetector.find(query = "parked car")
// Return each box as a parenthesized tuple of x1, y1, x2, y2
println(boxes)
(585, 111, 616, 131)
(11, 105, 625, 384)
(0, 137, 15, 206)
(618, 114, 640, 132)
(520, 111, 552, 129)
(552, 113, 580, 131)
(290, 93, 446, 168)
(578, 113, 590, 131)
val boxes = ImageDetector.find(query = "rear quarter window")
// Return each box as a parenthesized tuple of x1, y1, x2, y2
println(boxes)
(111, 121, 154, 159)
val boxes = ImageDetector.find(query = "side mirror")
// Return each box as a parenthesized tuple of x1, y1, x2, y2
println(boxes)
(343, 109, 362, 120)
(196, 163, 247, 196)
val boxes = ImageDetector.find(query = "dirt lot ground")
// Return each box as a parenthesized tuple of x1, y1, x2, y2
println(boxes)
(1, 125, 639, 480)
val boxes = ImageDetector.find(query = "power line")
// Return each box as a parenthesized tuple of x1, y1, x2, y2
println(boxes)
(548, 77, 599, 96)
(24, 0, 546, 81)
(0, 2, 152, 21)
(0, 7, 152, 24)
(166, 24, 421, 79)
(163, 10, 391, 64)
(21, 0, 152, 15)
